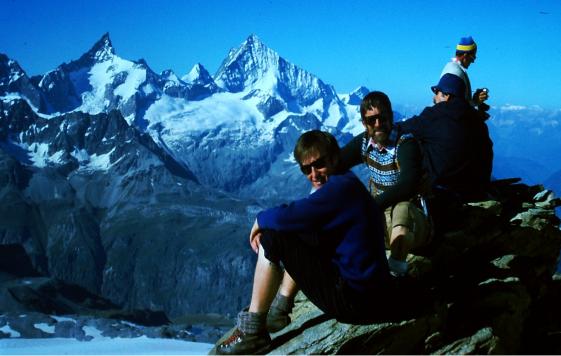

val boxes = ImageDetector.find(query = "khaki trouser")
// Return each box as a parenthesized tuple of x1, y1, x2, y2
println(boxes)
(383, 201, 430, 253)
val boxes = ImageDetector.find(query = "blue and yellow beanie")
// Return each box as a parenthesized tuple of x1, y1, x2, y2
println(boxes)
(456, 36, 477, 52)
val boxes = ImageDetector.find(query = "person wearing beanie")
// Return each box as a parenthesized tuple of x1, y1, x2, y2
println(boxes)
(441, 36, 490, 112)
(212, 130, 392, 355)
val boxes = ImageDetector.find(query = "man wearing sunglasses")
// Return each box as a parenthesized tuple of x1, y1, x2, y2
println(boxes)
(214, 130, 391, 355)
(339, 91, 430, 278)
(441, 36, 489, 112)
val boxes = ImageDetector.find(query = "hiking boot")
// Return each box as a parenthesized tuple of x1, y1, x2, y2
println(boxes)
(215, 328, 271, 355)
(266, 308, 290, 333)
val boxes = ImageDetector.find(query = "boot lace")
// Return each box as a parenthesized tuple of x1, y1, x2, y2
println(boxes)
(220, 328, 245, 347)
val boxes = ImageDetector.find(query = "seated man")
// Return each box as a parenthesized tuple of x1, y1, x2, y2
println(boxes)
(339, 91, 430, 277)
(396, 73, 493, 201)
(395, 73, 493, 232)
(214, 130, 390, 355)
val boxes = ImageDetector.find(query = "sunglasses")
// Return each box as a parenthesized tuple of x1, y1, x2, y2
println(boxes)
(300, 156, 328, 175)
(362, 114, 385, 126)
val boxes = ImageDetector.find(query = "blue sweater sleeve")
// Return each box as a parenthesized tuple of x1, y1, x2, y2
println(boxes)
(257, 174, 349, 232)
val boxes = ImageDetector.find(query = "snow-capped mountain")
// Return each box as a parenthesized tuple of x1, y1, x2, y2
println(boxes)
(214, 34, 347, 125)
(340, 86, 370, 106)
(1, 33, 362, 200)
(181, 62, 222, 100)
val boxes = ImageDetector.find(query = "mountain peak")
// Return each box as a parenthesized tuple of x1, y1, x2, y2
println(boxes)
(214, 35, 279, 92)
(240, 34, 270, 58)
(183, 63, 213, 84)
(58, 33, 116, 74)
(346, 86, 370, 105)
(245, 34, 262, 46)
(350, 86, 370, 95)
(214, 34, 341, 114)
(84, 33, 115, 62)
(0, 53, 23, 86)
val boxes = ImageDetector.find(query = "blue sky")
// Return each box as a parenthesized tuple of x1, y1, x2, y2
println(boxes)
(1, 0, 560, 110)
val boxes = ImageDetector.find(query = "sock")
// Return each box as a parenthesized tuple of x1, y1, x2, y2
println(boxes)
(388, 256, 408, 277)
(237, 310, 267, 334)
(270, 293, 294, 315)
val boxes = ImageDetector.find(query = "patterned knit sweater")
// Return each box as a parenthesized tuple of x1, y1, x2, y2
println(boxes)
(339, 128, 423, 210)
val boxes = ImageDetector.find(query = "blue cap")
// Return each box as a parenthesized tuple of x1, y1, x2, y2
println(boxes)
(431, 74, 466, 97)
(456, 36, 477, 52)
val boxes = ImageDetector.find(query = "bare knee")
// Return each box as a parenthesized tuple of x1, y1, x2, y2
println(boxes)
(390, 225, 412, 260)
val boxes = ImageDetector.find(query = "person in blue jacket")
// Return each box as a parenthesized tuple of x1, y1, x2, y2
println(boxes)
(214, 130, 390, 355)
(396, 74, 494, 234)
(396, 73, 493, 201)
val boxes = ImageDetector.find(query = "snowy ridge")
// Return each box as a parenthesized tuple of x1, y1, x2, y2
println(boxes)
(27, 33, 220, 127)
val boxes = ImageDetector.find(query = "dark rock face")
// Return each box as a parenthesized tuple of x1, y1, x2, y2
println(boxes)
(214, 181, 561, 354)
(0, 99, 257, 318)
(0, 244, 233, 343)
(0, 54, 44, 111)
(37, 68, 82, 113)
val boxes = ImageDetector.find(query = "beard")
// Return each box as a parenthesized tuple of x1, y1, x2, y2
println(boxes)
(364, 119, 392, 146)
(367, 127, 389, 145)
(374, 131, 388, 143)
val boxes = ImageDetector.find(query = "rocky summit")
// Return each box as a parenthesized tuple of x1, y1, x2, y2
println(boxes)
(211, 180, 561, 354)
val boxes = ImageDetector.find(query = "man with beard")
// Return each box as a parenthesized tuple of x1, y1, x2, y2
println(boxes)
(339, 92, 430, 278)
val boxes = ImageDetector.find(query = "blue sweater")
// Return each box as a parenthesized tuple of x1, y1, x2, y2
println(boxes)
(257, 171, 389, 291)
